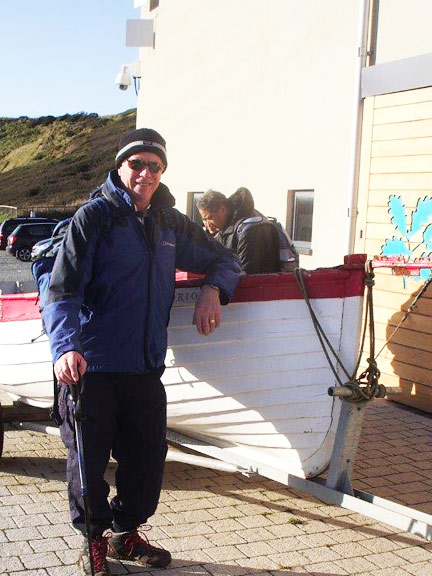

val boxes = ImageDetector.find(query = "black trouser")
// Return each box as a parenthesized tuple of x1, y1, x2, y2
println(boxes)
(58, 371, 167, 537)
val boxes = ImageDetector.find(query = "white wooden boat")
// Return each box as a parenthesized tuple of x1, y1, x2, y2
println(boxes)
(0, 255, 366, 480)
(4, 254, 432, 541)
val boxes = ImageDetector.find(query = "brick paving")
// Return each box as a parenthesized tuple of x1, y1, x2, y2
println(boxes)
(1, 398, 432, 575)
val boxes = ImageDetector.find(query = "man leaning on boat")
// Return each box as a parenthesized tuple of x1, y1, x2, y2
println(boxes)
(41, 128, 242, 576)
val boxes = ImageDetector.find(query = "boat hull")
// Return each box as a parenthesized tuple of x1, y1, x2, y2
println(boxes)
(0, 257, 366, 479)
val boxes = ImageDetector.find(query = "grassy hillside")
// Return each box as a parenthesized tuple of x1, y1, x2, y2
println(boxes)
(0, 109, 136, 218)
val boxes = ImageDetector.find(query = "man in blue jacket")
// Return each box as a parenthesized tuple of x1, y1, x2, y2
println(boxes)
(43, 128, 241, 576)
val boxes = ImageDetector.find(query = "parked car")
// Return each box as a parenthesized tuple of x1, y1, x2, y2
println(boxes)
(0, 217, 58, 250)
(6, 222, 59, 261)
(31, 218, 72, 261)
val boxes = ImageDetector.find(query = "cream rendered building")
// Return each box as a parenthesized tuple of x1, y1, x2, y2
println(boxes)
(130, 0, 365, 268)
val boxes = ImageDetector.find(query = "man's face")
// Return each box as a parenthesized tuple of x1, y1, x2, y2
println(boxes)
(199, 205, 229, 233)
(203, 219, 217, 236)
(117, 152, 165, 211)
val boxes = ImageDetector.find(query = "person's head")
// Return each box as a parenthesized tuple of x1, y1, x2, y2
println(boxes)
(197, 190, 231, 234)
(115, 128, 167, 211)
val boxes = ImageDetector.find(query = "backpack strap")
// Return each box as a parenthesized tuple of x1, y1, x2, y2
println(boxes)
(86, 189, 114, 236)
(236, 216, 264, 237)
(157, 207, 179, 232)
(99, 182, 114, 233)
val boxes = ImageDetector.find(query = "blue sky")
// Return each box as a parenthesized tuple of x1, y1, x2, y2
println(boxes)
(0, 1, 141, 118)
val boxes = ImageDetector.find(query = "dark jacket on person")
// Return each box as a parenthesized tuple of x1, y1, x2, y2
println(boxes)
(215, 188, 281, 274)
(42, 170, 241, 373)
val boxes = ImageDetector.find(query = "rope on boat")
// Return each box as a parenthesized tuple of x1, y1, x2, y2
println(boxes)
(294, 263, 382, 403)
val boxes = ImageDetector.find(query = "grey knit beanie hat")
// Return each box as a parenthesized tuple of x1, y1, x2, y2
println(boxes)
(115, 128, 167, 169)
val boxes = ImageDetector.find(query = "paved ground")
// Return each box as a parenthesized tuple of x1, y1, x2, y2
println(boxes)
(1, 398, 432, 576)
(1, 251, 432, 574)
(0, 250, 36, 293)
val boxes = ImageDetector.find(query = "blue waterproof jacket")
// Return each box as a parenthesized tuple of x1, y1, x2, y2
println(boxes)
(43, 171, 241, 373)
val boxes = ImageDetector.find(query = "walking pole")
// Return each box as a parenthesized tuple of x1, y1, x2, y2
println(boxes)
(69, 379, 95, 576)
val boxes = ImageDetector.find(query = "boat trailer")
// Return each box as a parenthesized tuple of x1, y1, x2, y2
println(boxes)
(168, 391, 432, 542)
(12, 392, 432, 541)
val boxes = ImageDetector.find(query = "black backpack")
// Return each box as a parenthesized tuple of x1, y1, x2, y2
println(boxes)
(30, 191, 113, 425)
(31, 193, 112, 311)
(237, 215, 299, 272)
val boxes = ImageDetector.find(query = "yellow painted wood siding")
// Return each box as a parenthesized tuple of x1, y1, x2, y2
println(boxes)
(356, 87, 432, 412)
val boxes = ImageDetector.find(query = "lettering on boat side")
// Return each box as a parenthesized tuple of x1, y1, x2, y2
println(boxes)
(173, 288, 200, 306)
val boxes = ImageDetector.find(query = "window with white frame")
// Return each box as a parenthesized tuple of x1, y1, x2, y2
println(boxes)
(187, 192, 204, 226)
(286, 189, 314, 255)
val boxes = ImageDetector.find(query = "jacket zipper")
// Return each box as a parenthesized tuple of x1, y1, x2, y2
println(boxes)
(137, 214, 155, 370)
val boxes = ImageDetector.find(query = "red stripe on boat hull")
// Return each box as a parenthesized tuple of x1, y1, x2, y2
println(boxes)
(0, 255, 367, 322)
(0, 293, 41, 322)
(177, 254, 367, 303)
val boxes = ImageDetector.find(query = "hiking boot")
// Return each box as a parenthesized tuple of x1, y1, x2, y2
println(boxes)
(108, 527, 171, 568)
(78, 535, 110, 576)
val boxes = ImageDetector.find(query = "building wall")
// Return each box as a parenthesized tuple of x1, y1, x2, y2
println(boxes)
(355, 87, 432, 412)
(375, 0, 432, 64)
(136, 0, 362, 268)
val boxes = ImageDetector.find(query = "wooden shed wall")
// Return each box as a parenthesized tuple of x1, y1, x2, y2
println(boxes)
(355, 87, 432, 412)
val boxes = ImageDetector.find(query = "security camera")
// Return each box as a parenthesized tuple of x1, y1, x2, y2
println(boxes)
(115, 65, 131, 91)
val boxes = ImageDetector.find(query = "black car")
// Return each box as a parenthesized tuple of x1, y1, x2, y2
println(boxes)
(6, 222, 59, 261)
(31, 217, 72, 261)
(0, 217, 58, 250)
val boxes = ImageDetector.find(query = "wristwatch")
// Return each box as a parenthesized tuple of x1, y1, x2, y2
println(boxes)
(206, 284, 220, 292)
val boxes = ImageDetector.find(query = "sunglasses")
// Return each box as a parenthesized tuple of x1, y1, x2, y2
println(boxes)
(126, 159, 164, 173)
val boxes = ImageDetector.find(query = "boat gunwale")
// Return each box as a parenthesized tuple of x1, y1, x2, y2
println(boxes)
(0, 255, 367, 322)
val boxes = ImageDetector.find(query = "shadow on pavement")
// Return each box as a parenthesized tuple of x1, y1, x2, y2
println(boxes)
(0, 452, 423, 549)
